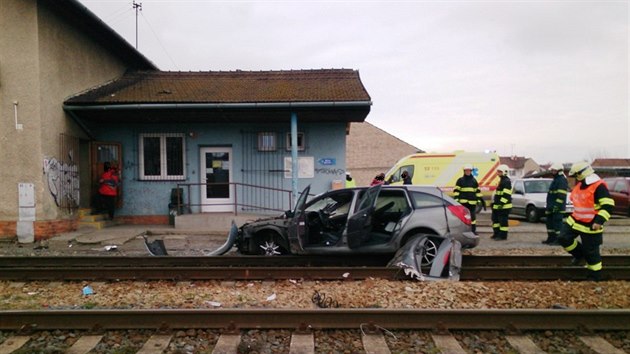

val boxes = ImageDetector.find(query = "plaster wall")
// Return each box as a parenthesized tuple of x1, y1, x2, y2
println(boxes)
(94, 121, 347, 216)
(0, 0, 130, 225)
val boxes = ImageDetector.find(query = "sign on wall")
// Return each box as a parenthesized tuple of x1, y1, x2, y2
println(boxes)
(284, 156, 314, 178)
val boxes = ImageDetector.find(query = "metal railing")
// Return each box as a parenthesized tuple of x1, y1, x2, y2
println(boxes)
(174, 182, 294, 216)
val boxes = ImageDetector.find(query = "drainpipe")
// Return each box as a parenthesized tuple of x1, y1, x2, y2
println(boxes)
(291, 112, 298, 207)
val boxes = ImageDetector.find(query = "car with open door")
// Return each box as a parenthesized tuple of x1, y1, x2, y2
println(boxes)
(228, 184, 478, 280)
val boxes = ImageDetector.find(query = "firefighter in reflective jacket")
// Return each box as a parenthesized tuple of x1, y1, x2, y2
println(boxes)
(542, 163, 568, 245)
(559, 161, 614, 281)
(453, 164, 484, 234)
(491, 164, 512, 240)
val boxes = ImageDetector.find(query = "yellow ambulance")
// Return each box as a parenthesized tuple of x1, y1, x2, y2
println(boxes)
(385, 151, 501, 205)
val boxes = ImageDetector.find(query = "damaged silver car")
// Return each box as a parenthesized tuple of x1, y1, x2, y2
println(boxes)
(218, 184, 479, 280)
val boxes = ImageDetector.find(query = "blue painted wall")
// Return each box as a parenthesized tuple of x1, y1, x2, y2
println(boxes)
(94, 120, 347, 216)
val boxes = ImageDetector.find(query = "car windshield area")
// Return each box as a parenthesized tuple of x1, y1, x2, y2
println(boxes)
(524, 180, 552, 193)
(304, 191, 354, 246)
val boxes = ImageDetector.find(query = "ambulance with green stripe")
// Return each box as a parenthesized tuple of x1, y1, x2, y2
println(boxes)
(385, 151, 501, 207)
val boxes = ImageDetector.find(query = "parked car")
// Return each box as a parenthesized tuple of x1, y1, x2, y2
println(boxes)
(510, 178, 573, 223)
(216, 185, 479, 280)
(604, 177, 630, 216)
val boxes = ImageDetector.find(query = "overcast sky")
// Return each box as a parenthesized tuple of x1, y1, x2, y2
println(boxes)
(80, 0, 629, 165)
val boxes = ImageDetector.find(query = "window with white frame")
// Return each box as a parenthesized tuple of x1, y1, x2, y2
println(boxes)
(285, 132, 305, 151)
(139, 133, 185, 180)
(258, 132, 277, 151)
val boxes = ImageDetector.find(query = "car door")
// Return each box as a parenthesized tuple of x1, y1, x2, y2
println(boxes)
(287, 185, 311, 253)
(511, 180, 526, 216)
(346, 184, 382, 249)
(609, 179, 629, 215)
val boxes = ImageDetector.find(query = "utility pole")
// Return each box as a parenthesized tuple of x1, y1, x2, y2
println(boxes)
(133, 1, 142, 49)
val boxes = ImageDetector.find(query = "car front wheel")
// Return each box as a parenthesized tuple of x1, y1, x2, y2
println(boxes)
(526, 205, 540, 223)
(254, 231, 286, 256)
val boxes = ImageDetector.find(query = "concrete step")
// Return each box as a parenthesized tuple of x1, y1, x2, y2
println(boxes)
(78, 219, 118, 230)
(78, 208, 93, 217)
(79, 214, 109, 222)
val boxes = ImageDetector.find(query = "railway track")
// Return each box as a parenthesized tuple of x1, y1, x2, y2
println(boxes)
(1, 309, 629, 353)
(0, 255, 629, 281)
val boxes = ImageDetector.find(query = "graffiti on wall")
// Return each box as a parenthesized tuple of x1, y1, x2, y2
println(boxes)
(314, 168, 345, 176)
(44, 157, 79, 209)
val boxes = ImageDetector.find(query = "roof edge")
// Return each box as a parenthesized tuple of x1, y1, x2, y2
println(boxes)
(64, 101, 372, 111)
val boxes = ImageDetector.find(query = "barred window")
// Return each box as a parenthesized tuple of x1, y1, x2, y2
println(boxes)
(139, 133, 185, 180)
(258, 132, 277, 151)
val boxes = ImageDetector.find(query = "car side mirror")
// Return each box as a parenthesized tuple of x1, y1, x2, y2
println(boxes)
(285, 210, 294, 218)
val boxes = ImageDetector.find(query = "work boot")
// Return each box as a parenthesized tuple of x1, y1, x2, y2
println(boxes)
(542, 238, 558, 245)
(493, 236, 507, 241)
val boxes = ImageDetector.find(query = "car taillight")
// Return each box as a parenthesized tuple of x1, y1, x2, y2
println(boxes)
(447, 205, 472, 225)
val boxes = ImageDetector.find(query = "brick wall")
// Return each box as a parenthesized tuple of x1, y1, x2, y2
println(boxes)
(346, 122, 421, 186)
(0, 219, 78, 240)
(116, 215, 169, 225)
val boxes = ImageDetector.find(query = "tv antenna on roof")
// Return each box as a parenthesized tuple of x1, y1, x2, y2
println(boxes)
(133, 1, 142, 49)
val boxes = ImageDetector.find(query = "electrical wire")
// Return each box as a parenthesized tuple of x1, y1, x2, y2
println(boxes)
(140, 11, 179, 70)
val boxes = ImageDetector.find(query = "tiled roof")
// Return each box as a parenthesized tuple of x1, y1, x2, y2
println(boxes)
(65, 70, 371, 104)
(500, 156, 528, 169)
(592, 158, 630, 168)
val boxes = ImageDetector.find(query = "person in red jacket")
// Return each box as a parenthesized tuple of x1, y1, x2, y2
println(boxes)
(98, 161, 120, 220)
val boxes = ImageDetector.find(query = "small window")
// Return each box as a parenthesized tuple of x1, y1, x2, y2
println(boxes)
(139, 133, 185, 180)
(258, 132, 277, 151)
(286, 132, 305, 151)
(411, 191, 445, 208)
(391, 165, 414, 183)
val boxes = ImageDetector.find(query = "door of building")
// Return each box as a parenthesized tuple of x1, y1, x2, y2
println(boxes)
(90, 142, 122, 208)
(200, 147, 234, 212)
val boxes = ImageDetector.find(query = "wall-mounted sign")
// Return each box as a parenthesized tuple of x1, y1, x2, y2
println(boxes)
(318, 158, 336, 166)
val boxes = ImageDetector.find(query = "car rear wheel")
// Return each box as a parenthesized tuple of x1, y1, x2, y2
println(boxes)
(526, 205, 540, 223)
(412, 236, 439, 267)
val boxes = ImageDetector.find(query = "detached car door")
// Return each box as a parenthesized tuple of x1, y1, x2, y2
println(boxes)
(287, 185, 311, 253)
(346, 184, 382, 249)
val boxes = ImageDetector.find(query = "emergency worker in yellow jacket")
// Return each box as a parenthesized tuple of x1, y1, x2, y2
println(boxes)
(491, 164, 512, 240)
(559, 161, 614, 281)
(453, 164, 484, 234)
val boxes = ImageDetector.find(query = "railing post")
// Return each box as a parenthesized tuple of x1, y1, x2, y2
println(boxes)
(234, 182, 238, 216)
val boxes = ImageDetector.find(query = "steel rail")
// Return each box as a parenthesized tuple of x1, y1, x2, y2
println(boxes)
(1, 266, 628, 281)
(2, 308, 630, 331)
(0, 255, 628, 268)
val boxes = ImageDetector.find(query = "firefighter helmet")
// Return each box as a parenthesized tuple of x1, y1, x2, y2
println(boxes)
(568, 161, 594, 181)
(497, 164, 509, 174)
(550, 163, 563, 171)
(462, 164, 473, 170)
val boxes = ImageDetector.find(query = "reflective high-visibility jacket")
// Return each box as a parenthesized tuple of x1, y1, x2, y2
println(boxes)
(492, 175, 512, 210)
(567, 179, 614, 234)
(546, 173, 568, 212)
(454, 175, 482, 207)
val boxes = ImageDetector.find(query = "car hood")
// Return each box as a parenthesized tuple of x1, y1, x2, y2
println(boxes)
(522, 193, 547, 202)
(240, 213, 290, 231)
